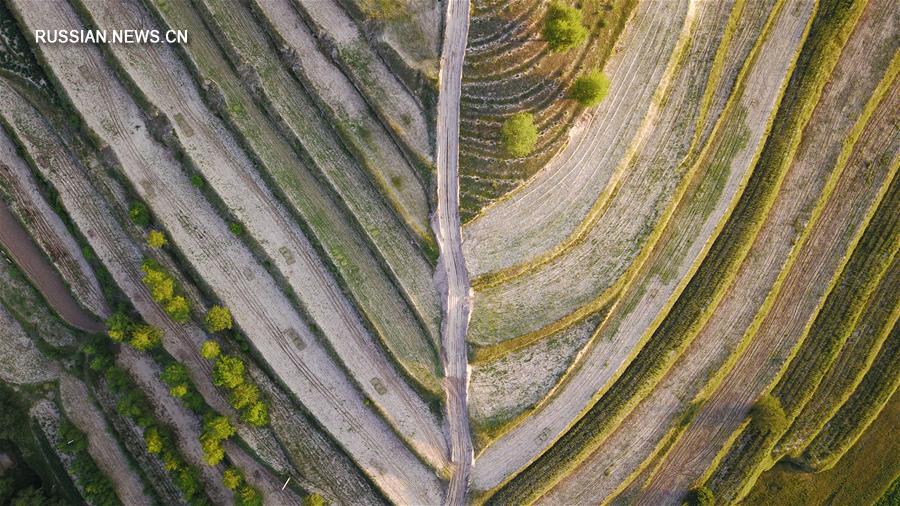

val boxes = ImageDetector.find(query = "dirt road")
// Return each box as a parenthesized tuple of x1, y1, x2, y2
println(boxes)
(433, 1, 473, 504)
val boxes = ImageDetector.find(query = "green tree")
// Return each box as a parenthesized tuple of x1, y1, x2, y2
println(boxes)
(542, 2, 588, 52)
(161, 363, 189, 386)
(145, 427, 164, 454)
(169, 384, 189, 398)
(222, 468, 242, 490)
(242, 401, 269, 427)
(204, 415, 235, 441)
(500, 112, 538, 158)
(570, 70, 610, 106)
(200, 434, 225, 466)
(750, 394, 788, 434)
(213, 355, 245, 389)
(165, 296, 191, 323)
(200, 340, 221, 360)
(685, 486, 714, 506)
(230, 383, 259, 410)
(129, 202, 150, 227)
(142, 269, 175, 304)
(129, 324, 163, 351)
(236, 485, 262, 506)
(146, 229, 168, 249)
(105, 312, 132, 342)
(205, 305, 233, 332)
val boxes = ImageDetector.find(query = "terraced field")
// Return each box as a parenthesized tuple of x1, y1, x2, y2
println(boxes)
(0, 0, 896, 504)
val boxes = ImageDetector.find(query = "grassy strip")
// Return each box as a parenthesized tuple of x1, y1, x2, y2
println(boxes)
(797, 319, 900, 471)
(55, 418, 121, 506)
(703, 174, 900, 502)
(479, 1, 807, 500)
(744, 388, 899, 505)
(778, 257, 900, 455)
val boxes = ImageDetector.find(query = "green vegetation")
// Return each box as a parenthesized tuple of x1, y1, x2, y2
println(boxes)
(213, 355, 245, 389)
(56, 421, 119, 506)
(200, 339, 221, 359)
(749, 394, 788, 435)
(199, 415, 234, 465)
(128, 202, 150, 227)
(140, 259, 192, 323)
(542, 2, 588, 52)
(569, 70, 610, 107)
(146, 229, 168, 249)
(128, 324, 163, 351)
(500, 113, 538, 158)
(685, 486, 714, 506)
(205, 305, 233, 333)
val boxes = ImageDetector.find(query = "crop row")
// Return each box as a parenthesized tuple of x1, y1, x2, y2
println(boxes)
(146, 0, 442, 394)
(0, 11, 438, 498)
(458, 0, 637, 219)
(702, 175, 900, 503)
(460, 0, 697, 282)
(475, 0, 819, 497)
(797, 321, 900, 471)
(179, 0, 443, 354)
(290, 0, 435, 169)
(76, 0, 446, 467)
(635, 32, 900, 503)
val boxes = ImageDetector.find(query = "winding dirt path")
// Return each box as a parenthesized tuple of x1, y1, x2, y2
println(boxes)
(433, 1, 473, 504)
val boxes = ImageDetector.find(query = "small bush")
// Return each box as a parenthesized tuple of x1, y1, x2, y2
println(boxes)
(213, 355, 245, 389)
(169, 384, 189, 398)
(165, 296, 190, 323)
(303, 493, 327, 506)
(204, 416, 235, 441)
(230, 383, 259, 410)
(142, 268, 175, 304)
(190, 173, 205, 188)
(241, 401, 269, 427)
(146, 229, 168, 249)
(542, 2, 588, 52)
(145, 427, 164, 454)
(229, 222, 244, 236)
(570, 70, 610, 107)
(105, 311, 132, 342)
(222, 468, 242, 490)
(750, 394, 788, 434)
(129, 202, 150, 227)
(205, 305, 233, 332)
(200, 340, 221, 360)
(129, 324, 163, 351)
(501, 112, 538, 158)
(685, 486, 714, 506)
(237, 485, 263, 506)
(161, 363, 189, 386)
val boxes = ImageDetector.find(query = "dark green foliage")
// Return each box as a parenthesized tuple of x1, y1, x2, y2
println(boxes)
(570, 70, 610, 107)
(542, 2, 588, 52)
(500, 113, 538, 158)
(685, 486, 714, 506)
(56, 421, 119, 506)
(228, 221, 244, 236)
(750, 394, 788, 435)
(190, 173, 205, 188)
(128, 202, 150, 227)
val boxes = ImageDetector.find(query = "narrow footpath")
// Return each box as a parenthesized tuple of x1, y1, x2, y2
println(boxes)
(433, 1, 473, 504)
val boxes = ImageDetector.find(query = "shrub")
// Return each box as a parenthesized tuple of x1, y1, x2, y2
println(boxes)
(129, 202, 150, 227)
(570, 70, 610, 106)
(204, 415, 236, 441)
(236, 485, 262, 506)
(175, 466, 201, 499)
(169, 384, 189, 398)
(190, 173, 205, 188)
(205, 305, 233, 332)
(200, 434, 225, 466)
(230, 383, 259, 410)
(142, 268, 175, 304)
(213, 355, 245, 389)
(165, 296, 191, 323)
(501, 113, 538, 158)
(229, 222, 244, 236)
(105, 312, 132, 342)
(222, 468, 242, 490)
(303, 493, 327, 506)
(241, 401, 269, 427)
(750, 394, 788, 434)
(200, 340, 221, 360)
(685, 486, 714, 506)
(129, 324, 163, 351)
(542, 2, 588, 52)
(147, 229, 168, 249)
(145, 427, 164, 454)
(161, 363, 189, 386)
